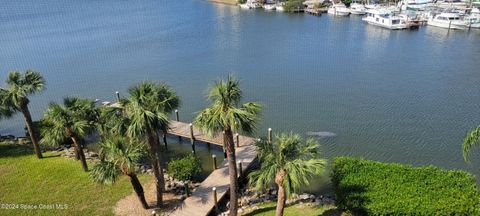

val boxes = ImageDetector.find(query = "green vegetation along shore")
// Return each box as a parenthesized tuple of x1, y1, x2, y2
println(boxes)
(0, 141, 152, 216)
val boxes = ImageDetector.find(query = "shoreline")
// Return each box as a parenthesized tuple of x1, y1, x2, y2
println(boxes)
(208, 0, 238, 6)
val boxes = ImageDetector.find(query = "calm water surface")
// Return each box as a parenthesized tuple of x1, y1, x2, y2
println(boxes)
(1, 0, 480, 193)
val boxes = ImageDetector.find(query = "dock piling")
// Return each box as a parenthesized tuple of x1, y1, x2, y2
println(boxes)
(268, 128, 273, 144)
(212, 154, 217, 169)
(189, 123, 195, 154)
(115, 91, 120, 102)
(175, 110, 181, 141)
(235, 133, 240, 147)
(213, 187, 218, 213)
(238, 162, 243, 178)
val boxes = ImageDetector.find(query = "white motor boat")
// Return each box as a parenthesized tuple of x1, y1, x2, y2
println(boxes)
(239, 4, 251, 9)
(328, 3, 351, 16)
(427, 12, 465, 29)
(472, 7, 480, 14)
(263, 4, 276, 10)
(362, 9, 408, 29)
(462, 13, 480, 28)
(365, 3, 380, 9)
(350, 3, 367, 15)
(275, 2, 285, 11)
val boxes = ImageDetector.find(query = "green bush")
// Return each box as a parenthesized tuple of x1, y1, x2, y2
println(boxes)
(167, 155, 202, 182)
(331, 157, 480, 215)
(283, 0, 305, 12)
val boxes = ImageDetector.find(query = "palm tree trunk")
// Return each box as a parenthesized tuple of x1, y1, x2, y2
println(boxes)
(71, 135, 88, 172)
(224, 127, 238, 216)
(275, 169, 287, 216)
(147, 129, 164, 207)
(127, 173, 149, 209)
(20, 104, 42, 159)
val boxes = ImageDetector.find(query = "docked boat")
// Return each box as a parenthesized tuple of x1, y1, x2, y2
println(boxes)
(239, 4, 251, 9)
(362, 9, 408, 29)
(462, 13, 480, 28)
(472, 7, 480, 14)
(350, 3, 367, 15)
(398, 0, 433, 11)
(328, 3, 351, 16)
(427, 12, 465, 29)
(263, 4, 276, 10)
(275, 2, 285, 11)
(365, 3, 380, 9)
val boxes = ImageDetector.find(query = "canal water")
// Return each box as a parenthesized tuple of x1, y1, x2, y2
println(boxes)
(1, 0, 480, 193)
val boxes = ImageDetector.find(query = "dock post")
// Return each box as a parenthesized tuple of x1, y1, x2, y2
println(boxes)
(175, 110, 181, 141)
(212, 154, 217, 169)
(189, 123, 195, 154)
(115, 91, 120, 102)
(163, 133, 168, 151)
(448, 20, 452, 33)
(236, 133, 240, 147)
(222, 131, 227, 158)
(238, 162, 243, 178)
(213, 187, 218, 213)
(268, 128, 273, 144)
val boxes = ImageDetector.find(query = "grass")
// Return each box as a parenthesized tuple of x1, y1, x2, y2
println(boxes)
(0, 141, 152, 216)
(244, 201, 346, 216)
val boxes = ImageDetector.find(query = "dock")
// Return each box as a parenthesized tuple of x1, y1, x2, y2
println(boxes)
(304, 8, 324, 16)
(167, 121, 258, 216)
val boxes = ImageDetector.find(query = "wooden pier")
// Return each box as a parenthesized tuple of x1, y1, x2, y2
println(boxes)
(167, 121, 258, 216)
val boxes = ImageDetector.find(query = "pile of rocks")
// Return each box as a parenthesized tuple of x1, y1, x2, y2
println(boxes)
(164, 173, 201, 197)
(57, 147, 99, 160)
(219, 188, 335, 215)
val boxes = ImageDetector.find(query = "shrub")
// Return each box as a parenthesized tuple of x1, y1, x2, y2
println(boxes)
(331, 157, 480, 215)
(283, 0, 305, 12)
(167, 155, 203, 182)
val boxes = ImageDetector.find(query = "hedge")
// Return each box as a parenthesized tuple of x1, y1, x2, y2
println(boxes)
(331, 157, 480, 215)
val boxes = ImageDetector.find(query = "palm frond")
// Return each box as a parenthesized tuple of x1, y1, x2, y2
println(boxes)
(90, 161, 122, 185)
(463, 126, 480, 162)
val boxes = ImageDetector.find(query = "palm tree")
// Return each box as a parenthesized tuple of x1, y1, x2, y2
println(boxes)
(116, 81, 179, 207)
(41, 97, 97, 171)
(195, 75, 261, 216)
(463, 126, 480, 162)
(0, 70, 45, 158)
(90, 136, 149, 209)
(249, 133, 327, 216)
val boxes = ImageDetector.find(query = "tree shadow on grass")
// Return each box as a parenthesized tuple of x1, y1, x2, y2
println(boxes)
(0, 142, 33, 158)
(243, 206, 276, 216)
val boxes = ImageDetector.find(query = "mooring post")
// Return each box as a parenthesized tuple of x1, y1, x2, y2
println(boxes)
(448, 20, 452, 33)
(213, 187, 218, 213)
(222, 131, 227, 158)
(235, 133, 240, 147)
(163, 134, 168, 151)
(268, 128, 272, 144)
(115, 91, 120, 102)
(190, 123, 195, 154)
(212, 154, 217, 169)
(238, 162, 243, 178)
(175, 110, 181, 141)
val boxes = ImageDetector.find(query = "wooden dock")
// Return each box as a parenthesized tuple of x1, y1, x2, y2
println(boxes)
(167, 121, 258, 216)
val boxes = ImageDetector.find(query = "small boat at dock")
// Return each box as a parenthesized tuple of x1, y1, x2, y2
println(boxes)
(363, 9, 408, 29)
(328, 2, 351, 16)
(427, 12, 465, 29)
(350, 3, 367, 15)
(263, 4, 276, 10)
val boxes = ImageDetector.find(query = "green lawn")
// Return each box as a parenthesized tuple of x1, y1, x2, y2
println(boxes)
(0, 141, 152, 216)
(244, 201, 345, 216)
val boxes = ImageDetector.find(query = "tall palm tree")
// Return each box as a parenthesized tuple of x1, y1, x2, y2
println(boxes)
(249, 133, 327, 216)
(90, 136, 149, 209)
(0, 70, 45, 159)
(463, 126, 480, 162)
(116, 81, 179, 207)
(41, 97, 97, 171)
(195, 75, 261, 216)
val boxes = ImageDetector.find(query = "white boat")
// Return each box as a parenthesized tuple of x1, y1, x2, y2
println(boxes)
(350, 3, 367, 15)
(328, 3, 351, 16)
(362, 9, 408, 29)
(472, 7, 480, 14)
(399, 0, 433, 11)
(239, 4, 251, 9)
(427, 12, 465, 29)
(462, 13, 480, 28)
(365, 3, 380, 9)
(263, 4, 276, 10)
(275, 3, 285, 11)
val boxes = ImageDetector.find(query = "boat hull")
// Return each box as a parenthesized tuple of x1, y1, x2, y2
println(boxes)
(363, 18, 407, 29)
(427, 20, 465, 30)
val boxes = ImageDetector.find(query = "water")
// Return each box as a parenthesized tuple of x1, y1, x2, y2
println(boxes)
(1, 0, 480, 193)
